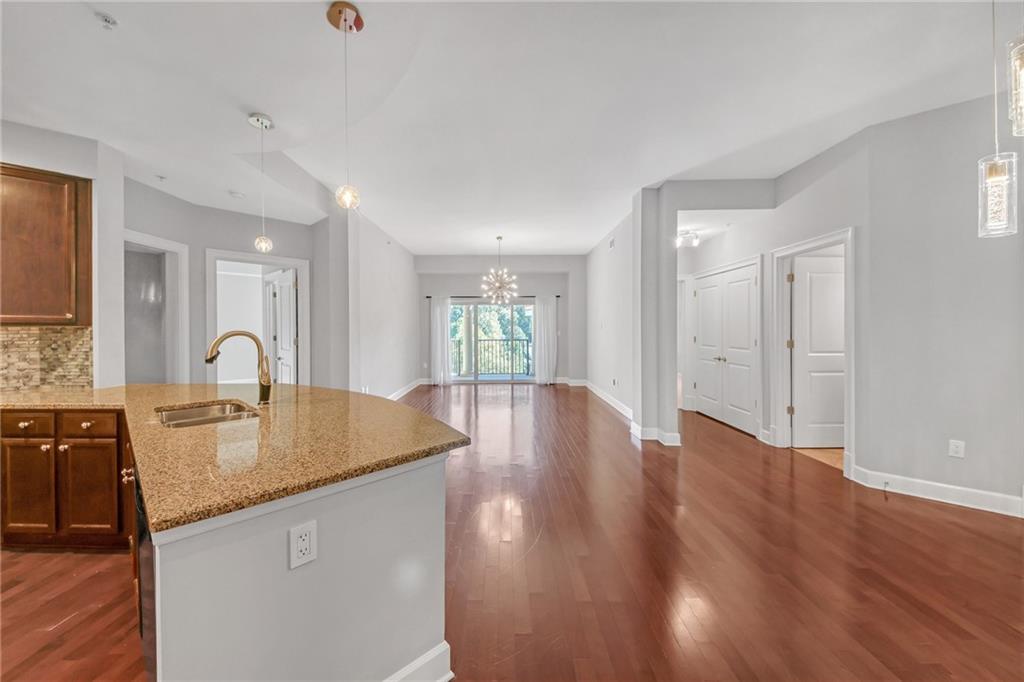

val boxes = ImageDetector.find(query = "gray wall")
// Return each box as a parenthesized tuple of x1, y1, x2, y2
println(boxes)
(679, 96, 1023, 499)
(348, 214, 421, 397)
(124, 179, 317, 383)
(586, 215, 634, 410)
(124, 250, 167, 383)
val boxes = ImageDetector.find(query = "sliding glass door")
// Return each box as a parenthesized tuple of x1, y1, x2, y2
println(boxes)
(450, 301, 534, 382)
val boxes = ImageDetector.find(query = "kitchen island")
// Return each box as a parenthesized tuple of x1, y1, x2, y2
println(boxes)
(2, 384, 469, 681)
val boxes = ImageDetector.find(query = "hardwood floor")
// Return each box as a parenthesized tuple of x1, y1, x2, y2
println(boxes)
(792, 447, 844, 470)
(2, 383, 1021, 681)
(401, 384, 1023, 682)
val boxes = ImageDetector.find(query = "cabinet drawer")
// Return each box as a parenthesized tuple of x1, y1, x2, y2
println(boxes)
(1, 412, 55, 437)
(59, 412, 118, 438)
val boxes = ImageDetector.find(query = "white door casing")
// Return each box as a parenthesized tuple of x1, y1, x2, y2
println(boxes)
(264, 269, 298, 385)
(791, 255, 845, 447)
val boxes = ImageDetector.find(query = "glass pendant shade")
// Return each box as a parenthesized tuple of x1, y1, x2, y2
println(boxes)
(978, 152, 1019, 238)
(1010, 38, 1024, 136)
(254, 234, 274, 253)
(335, 184, 360, 210)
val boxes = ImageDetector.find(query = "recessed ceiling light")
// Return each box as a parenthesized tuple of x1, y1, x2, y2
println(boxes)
(228, 190, 245, 199)
(95, 11, 118, 30)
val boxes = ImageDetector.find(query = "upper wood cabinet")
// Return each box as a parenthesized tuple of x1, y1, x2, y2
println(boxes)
(0, 163, 92, 325)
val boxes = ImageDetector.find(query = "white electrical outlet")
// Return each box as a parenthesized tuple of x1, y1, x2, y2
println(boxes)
(948, 439, 966, 459)
(289, 520, 317, 569)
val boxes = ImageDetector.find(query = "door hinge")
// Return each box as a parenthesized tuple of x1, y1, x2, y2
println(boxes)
(786, 272, 795, 283)
(786, 405, 795, 416)
(786, 339, 794, 349)
(693, 335, 697, 343)
(693, 290, 697, 298)
(693, 382, 697, 390)
(273, 291, 278, 298)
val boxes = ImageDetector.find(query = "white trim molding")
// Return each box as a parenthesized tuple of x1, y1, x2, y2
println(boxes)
(123, 229, 190, 383)
(630, 422, 658, 440)
(585, 381, 633, 421)
(204, 248, 312, 386)
(384, 641, 454, 682)
(658, 430, 681, 447)
(852, 463, 1024, 519)
(387, 378, 427, 401)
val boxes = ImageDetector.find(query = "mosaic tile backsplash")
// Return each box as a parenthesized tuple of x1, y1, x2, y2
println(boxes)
(0, 326, 93, 390)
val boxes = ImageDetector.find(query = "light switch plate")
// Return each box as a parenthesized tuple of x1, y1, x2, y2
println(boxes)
(289, 520, 317, 569)
(948, 439, 966, 459)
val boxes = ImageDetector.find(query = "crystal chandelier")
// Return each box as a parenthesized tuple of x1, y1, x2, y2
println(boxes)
(328, 2, 363, 210)
(481, 236, 518, 304)
(248, 113, 274, 253)
(981, 0, 1019, 238)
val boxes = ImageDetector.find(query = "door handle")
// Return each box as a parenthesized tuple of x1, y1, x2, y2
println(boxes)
(121, 467, 135, 484)
(17, 420, 33, 430)
(58, 444, 70, 452)
(40, 444, 51, 452)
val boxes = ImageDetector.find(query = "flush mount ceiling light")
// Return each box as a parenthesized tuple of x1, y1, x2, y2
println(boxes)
(482, 236, 518, 304)
(248, 112, 275, 253)
(675, 230, 701, 248)
(980, 0, 1019, 238)
(327, 2, 364, 211)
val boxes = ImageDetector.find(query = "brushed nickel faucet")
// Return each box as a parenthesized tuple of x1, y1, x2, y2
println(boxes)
(205, 330, 272, 404)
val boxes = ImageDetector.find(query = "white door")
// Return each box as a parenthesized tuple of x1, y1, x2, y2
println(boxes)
(720, 265, 757, 434)
(264, 269, 298, 384)
(695, 274, 724, 419)
(791, 255, 844, 447)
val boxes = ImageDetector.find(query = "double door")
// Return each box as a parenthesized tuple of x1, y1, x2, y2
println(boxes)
(695, 264, 758, 435)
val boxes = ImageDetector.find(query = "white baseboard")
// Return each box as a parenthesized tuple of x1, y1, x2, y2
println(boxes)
(387, 378, 427, 401)
(385, 641, 453, 682)
(584, 382, 633, 420)
(852, 463, 1024, 519)
(555, 376, 570, 385)
(681, 395, 697, 411)
(658, 430, 681, 446)
(758, 427, 777, 447)
(630, 421, 658, 440)
(567, 378, 587, 387)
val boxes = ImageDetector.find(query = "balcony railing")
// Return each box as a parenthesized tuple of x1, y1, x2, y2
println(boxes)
(451, 338, 533, 377)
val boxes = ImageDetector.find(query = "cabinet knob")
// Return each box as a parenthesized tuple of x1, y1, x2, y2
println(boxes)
(40, 444, 51, 452)
(65, 313, 73, 319)
(121, 467, 135, 484)
(80, 421, 94, 430)
(58, 444, 70, 452)
(17, 420, 32, 430)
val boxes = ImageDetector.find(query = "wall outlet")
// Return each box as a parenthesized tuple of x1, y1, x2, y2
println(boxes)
(289, 520, 317, 569)
(948, 439, 966, 459)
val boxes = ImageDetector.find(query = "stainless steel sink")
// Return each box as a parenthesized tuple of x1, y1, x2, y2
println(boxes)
(157, 401, 259, 428)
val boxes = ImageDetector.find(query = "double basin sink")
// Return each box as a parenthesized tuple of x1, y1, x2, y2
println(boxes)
(157, 400, 259, 428)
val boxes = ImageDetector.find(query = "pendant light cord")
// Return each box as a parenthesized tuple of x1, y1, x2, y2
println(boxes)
(344, 26, 351, 186)
(260, 123, 267, 237)
(994, 0, 1001, 154)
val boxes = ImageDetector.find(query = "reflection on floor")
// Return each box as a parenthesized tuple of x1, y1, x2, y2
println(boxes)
(792, 447, 844, 469)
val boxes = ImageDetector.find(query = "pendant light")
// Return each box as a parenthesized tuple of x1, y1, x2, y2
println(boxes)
(248, 113, 274, 253)
(328, 2, 363, 210)
(481, 236, 518, 304)
(1009, 1, 1024, 135)
(980, 0, 1019, 238)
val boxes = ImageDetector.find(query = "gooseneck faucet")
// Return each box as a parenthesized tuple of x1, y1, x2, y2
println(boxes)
(205, 330, 272, 404)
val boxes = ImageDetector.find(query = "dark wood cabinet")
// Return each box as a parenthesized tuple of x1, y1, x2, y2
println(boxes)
(60, 438, 119, 535)
(0, 163, 92, 325)
(0, 410, 129, 549)
(2, 439, 57, 534)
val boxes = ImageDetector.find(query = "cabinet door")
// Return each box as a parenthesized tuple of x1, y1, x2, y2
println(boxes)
(1, 439, 57, 534)
(60, 438, 119, 535)
(0, 164, 91, 325)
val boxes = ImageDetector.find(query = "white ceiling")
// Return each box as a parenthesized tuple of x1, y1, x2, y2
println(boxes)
(0, 2, 1002, 255)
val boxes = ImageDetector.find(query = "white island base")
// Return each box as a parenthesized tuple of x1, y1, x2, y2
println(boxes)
(139, 453, 452, 681)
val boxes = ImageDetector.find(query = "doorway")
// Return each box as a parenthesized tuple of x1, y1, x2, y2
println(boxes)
(769, 228, 855, 475)
(693, 260, 759, 436)
(123, 230, 189, 383)
(214, 260, 297, 385)
(204, 248, 311, 386)
(449, 300, 534, 382)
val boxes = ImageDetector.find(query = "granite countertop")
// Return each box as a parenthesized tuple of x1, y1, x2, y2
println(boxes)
(1, 384, 470, 532)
